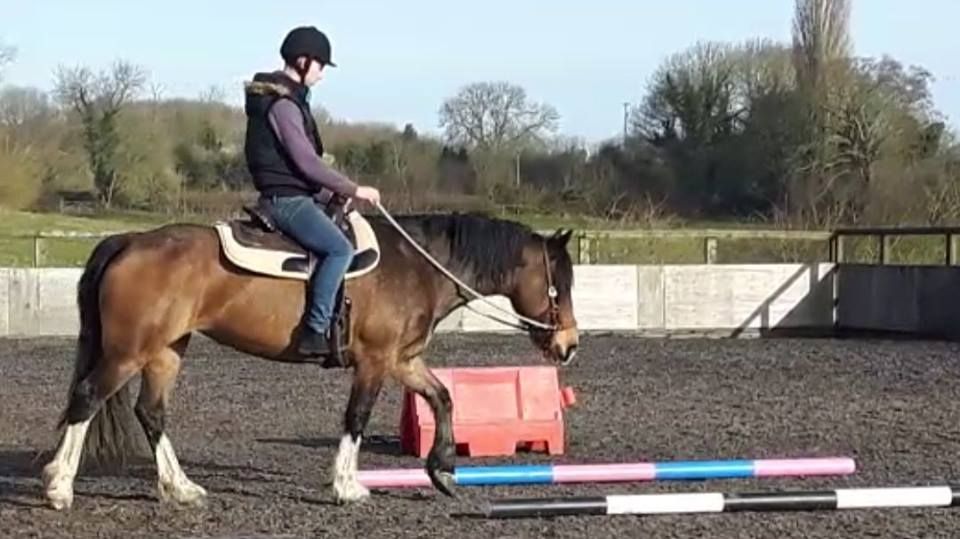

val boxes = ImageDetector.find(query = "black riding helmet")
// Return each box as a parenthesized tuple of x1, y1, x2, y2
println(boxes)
(280, 26, 336, 81)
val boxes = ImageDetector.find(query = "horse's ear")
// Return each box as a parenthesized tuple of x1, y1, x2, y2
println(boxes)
(551, 228, 574, 246)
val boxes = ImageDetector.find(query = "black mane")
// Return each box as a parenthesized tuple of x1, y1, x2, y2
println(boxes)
(374, 212, 573, 294)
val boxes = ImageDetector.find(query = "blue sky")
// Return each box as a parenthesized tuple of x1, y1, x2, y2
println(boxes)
(3, 0, 959, 143)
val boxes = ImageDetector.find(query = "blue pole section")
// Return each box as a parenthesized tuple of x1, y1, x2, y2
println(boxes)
(455, 465, 554, 486)
(654, 460, 755, 480)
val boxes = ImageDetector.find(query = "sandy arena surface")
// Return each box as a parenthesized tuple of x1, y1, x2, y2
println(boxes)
(3, 333, 960, 538)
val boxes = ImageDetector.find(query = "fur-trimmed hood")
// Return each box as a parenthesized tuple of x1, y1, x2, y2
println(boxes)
(243, 71, 311, 120)
(243, 71, 307, 101)
(243, 79, 293, 97)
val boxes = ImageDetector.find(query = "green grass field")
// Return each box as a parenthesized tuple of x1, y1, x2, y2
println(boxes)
(0, 209, 187, 267)
(7, 208, 684, 267)
(1, 208, 948, 268)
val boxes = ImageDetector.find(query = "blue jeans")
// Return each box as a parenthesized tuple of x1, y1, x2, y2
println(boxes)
(268, 195, 354, 334)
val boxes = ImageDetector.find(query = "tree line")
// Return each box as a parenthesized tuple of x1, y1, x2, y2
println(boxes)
(1, 0, 958, 228)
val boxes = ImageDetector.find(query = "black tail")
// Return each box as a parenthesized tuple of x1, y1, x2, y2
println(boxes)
(57, 232, 147, 467)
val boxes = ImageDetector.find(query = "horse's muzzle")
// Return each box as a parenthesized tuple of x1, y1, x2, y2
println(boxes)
(546, 326, 579, 366)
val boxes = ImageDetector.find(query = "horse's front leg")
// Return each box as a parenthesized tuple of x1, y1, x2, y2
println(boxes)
(331, 358, 384, 504)
(392, 356, 456, 497)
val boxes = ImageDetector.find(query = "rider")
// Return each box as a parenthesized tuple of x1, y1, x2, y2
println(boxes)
(243, 26, 381, 357)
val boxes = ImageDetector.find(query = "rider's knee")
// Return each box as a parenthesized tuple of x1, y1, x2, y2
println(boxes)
(330, 235, 354, 258)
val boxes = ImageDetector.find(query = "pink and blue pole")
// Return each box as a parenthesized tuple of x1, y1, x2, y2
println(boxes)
(357, 457, 856, 489)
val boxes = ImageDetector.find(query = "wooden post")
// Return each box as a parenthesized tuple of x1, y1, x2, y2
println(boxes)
(704, 237, 718, 264)
(577, 234, 591, 264)
(880, 234, 893, 265)
(948, 234, 960, 266)
(33, 235, 41, 267)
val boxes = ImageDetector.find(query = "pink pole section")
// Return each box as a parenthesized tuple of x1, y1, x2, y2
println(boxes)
(754, 458, 856, 477)
(552, 463, 657, 483)
(358, 469, 432, 488)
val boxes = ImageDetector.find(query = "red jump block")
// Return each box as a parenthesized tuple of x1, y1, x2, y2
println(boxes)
(400, 366, 576, 458)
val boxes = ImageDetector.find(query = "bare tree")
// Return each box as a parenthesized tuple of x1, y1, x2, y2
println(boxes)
(630, 41, 747, 212)
(792, 0, 851, 95)
(791, 0, 852, 146)
(731, 39, 796, 106)
(0, 42, 15, 81)
(198, 84, 224, 103)
(148, 82, 165, 102)
(786, 0, 857, 223)
(438, 81, 559, 152)
(54, 60, 147, 207)
(0, 86, 52, 129)
(0, 86, 57, 151)
(633, 41, 740, 145)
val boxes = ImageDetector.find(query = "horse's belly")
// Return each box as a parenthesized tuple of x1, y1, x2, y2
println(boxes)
(197, 275, 306, 360)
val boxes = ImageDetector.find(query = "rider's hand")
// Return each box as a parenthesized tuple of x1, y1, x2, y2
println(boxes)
(354, 186, 381, 205)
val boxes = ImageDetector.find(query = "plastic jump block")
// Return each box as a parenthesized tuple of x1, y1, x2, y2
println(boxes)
(399, 366, 576, 458)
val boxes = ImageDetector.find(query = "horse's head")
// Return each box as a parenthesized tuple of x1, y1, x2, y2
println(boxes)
(509, 228, 579, 365)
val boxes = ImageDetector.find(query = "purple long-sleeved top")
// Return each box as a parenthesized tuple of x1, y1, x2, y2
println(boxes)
(267, 99, 358, 197)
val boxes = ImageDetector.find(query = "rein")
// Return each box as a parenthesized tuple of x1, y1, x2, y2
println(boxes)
(373, 201, 559, 333)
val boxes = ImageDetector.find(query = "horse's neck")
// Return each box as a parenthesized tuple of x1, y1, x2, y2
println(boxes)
(435, 271, 506, 317)
(418, 243, 509, 321)
(378, 217, 511, 321)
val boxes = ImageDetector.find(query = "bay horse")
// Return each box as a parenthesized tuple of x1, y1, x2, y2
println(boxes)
(40, 203, 579, 510)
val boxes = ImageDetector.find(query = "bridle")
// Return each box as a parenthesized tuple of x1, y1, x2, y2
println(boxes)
(534, 238, 562, 334)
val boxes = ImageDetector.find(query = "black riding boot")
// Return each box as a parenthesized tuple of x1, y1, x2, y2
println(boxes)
(297, 326, 331, 356)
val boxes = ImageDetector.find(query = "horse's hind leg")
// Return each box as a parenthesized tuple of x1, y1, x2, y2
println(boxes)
(135, 336, 207, 506)
(42, 356, 141, 510)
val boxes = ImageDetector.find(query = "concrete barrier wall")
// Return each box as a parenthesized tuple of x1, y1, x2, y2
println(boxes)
(837, 264, 960, 338)
(2, 268, 84, 337)
(451, 263, 836, 334)
(5, 263, 951, 339)
(0, 264, 837, 338)
(660, 263, 835, 332)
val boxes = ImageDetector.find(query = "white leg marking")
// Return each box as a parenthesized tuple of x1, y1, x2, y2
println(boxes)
(332, 434, 369, 503)
(155, 434, 207, 506)
(42, 419, 92, 510)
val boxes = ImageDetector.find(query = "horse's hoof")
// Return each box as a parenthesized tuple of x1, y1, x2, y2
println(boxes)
(44, 480, 74, 511)
(426, 446, 457, 498)
(46, 489, 73, 511)
(159, 479, 208, 508)
(428, 469, 457, 498)
(333, 479, 370, 504)
(42, 464, 73, 510)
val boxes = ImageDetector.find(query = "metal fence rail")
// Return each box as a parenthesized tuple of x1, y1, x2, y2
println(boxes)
(829, 226, 960, 265)
(570, 229, 831, 265)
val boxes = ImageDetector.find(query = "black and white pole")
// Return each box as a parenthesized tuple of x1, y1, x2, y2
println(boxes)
(485, 485, 960, 519)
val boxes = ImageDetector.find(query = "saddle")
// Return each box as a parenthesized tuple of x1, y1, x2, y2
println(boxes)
(214, 198, 381, 369)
